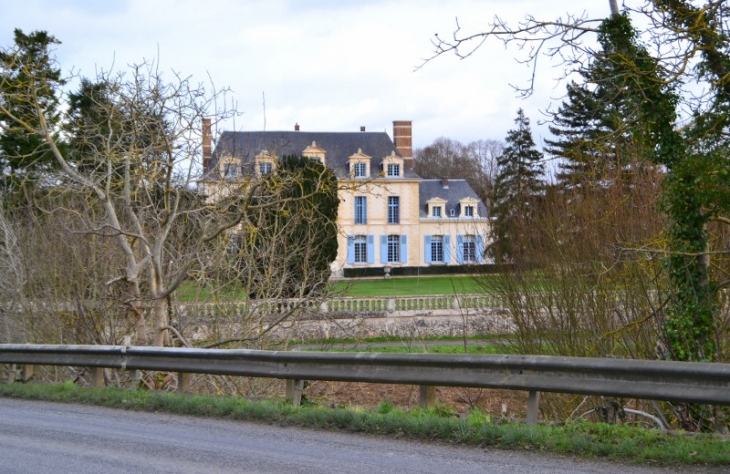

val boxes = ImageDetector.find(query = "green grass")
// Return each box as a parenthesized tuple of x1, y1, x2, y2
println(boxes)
(1, 382, 728, 466)
(333, 276, 484, 297)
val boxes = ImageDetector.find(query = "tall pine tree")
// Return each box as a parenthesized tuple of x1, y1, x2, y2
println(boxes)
(490, 109, 544, 264)
(546, 13, 668, 191)
(0, 29, 66, 200)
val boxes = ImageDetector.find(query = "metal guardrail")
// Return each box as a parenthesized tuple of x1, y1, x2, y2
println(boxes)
(2, 344, 729, 424)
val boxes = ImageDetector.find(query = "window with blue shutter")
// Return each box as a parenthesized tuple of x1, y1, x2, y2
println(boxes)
(346, 235, 355, 264)
(380, 235, 388, 264)
(400, 235, 407, 263)
(476, 235, 484, 263)
(444, 235, 451, 263)
(424, 235, 432, 263)
(456, 235, 464, 263)
(367, 235, 374, 264)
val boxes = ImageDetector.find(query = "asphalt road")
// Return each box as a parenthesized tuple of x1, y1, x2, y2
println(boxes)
(0, 398, 721, 474)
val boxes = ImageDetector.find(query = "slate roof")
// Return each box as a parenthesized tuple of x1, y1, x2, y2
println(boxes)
(209, 130, 420, 179)
(418, 179, 488, 218)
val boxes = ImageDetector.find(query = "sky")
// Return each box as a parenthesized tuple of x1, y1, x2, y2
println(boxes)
(1, 0, 616, 151)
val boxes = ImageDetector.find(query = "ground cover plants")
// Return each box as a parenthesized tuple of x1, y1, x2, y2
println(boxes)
(1, 382, 728, 467)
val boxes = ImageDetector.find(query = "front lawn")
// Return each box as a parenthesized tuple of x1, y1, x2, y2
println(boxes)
(332, 275, 484, 297)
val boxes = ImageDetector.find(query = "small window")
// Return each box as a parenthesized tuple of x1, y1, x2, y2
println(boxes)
(259, 162, 273, 176)
(463, 235, 476, 262)
(432, 206, 441, 218)
(449, 208, 456, 217)
(355, 196, 367, 224)
(465, 205, 474, 217)
(353, 162, 367, 178)
(388, 196, 400, 224)
(354, 235, 367, 264)
(387, 163, 400, 177)
(387, 235, 400, 263)
(223, 163, 238, 179)
(431, 235, 444, 262)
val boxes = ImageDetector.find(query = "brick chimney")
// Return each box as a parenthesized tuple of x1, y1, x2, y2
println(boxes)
(442, 177, 449, 189)
(202, 117, 212, 172)
(360, 126, 366, 132)
(295, 123, 300, 131)
(393, 120, 412, 167)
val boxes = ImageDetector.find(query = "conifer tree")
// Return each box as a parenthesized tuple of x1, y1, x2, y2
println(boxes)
(0, 29, 66, 199)
(490, 108, 544, 263)
(545, 13, 668, 190)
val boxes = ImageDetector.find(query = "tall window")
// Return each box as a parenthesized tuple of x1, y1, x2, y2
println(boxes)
(387, 196, 400, 224)
(354, 235, 367, 263)
(463, 235, 476, 262)
(387, 235, 400, 263)
(355, 196, 367, 224)
(387, 163, 400, 177)
(431, 235, 444, 262)
(464, 205, 474, 217)
(353, 162, 366, 178)
(259, 162, 272, 175)
(224, 163, 238, 179)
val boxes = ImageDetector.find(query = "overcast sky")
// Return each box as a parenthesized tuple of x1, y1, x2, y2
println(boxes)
(2, 0, 616, 150)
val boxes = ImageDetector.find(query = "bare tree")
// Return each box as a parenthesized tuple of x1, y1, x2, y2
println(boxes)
(0, 44, 341, 348)
(413, 136, 501, 206)
(0, 204, 25, 344)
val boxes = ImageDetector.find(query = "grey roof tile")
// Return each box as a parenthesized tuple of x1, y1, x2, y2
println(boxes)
(210, 130, 419, 178)
(418, 179, 488, 218)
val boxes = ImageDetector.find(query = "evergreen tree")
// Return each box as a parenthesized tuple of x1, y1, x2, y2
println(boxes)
(490, 109, 544, 263)
(0, 29, 66, 199)
(546, 13, 668, 190)
(242, 154, 339, 298)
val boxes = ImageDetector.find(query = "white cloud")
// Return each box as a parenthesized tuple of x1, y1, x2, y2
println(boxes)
(1, 0, 616, 149)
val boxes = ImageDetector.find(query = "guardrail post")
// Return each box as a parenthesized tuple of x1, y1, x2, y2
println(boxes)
(387, 298, 395, 312)
(527, 390, 540, 425)
(419, 385, 436, 408)
(178, 372, 191, 393)
(90, 367, 104, 388)
(286, 379, 304, 406)
(21, 364, 34, 382)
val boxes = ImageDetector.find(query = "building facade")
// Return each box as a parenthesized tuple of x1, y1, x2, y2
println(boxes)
(202, 120, 489, 276)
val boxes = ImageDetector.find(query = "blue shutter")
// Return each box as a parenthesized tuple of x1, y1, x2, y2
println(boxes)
(444, 235, 451, 263)
(400, 235, 407, 263)
(477, 235, 484, 263)
(424, 235, 432, 263)
(367, 235, 374, 264)
(456, 235, 464, 264)
(380, 235, 388, 264)
(346, 235, 355, 265)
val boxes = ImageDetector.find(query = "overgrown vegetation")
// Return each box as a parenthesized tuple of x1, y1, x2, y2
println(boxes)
(1, 382, 728, 466)
(427, 1, 730, 432)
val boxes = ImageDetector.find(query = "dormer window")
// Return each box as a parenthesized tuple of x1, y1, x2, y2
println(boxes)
(224, 163, 238, 178)
(353, 162, 367, 177)
(459, 198, 479, 218)
(302, 141, 326, 166)
(381, 151, 404, 178)
(255, 150, 276, 177)
(259, 162, 273, 175)
(426, 197, 447, 219)
(348, 148, 371, 179)
(219, 157, 240, 179)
